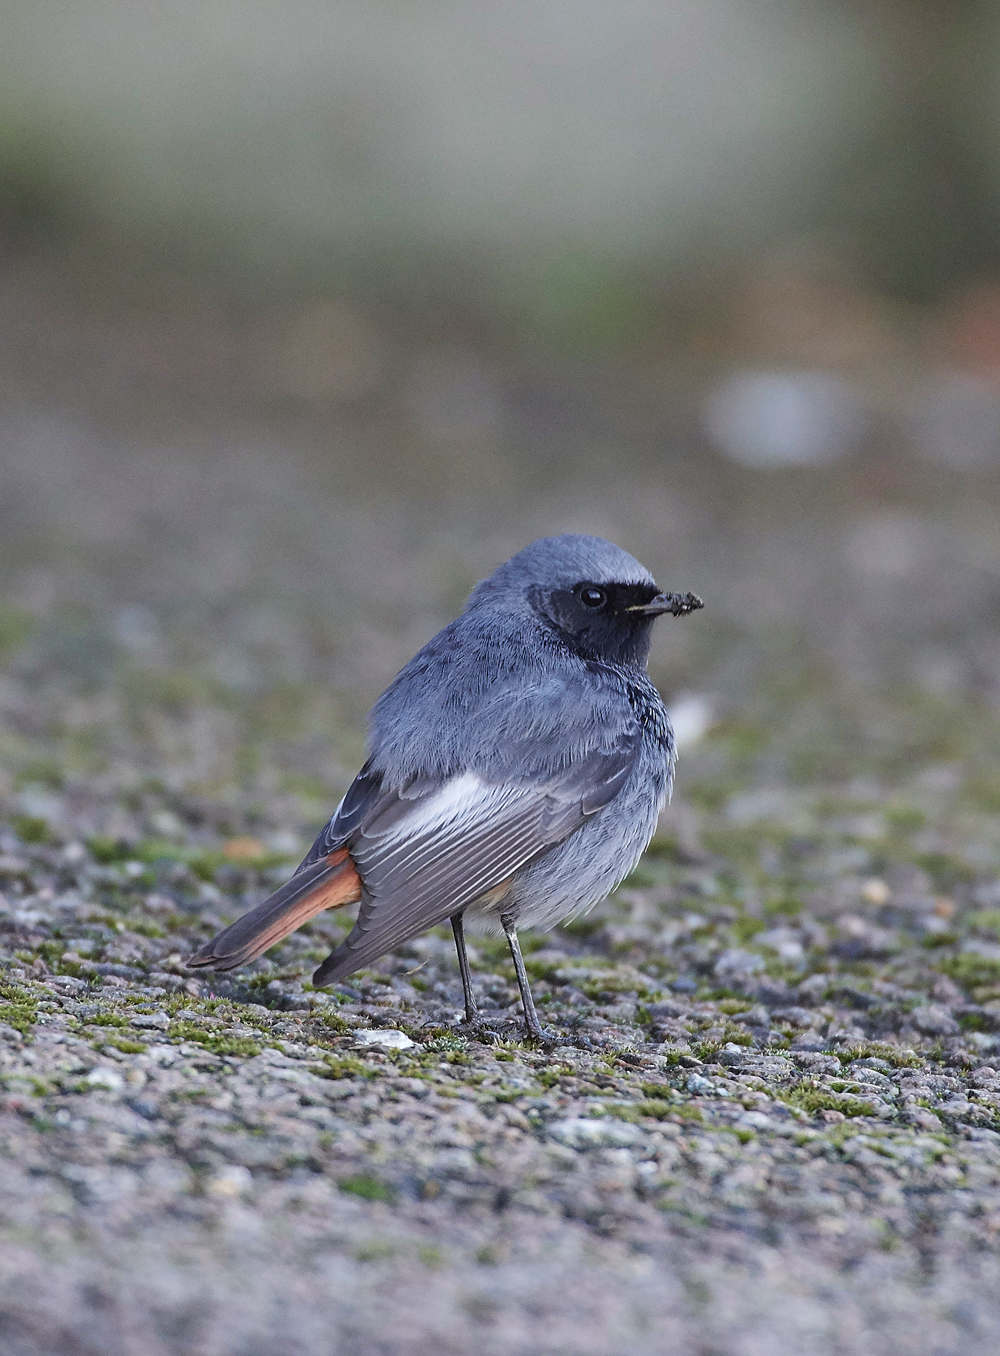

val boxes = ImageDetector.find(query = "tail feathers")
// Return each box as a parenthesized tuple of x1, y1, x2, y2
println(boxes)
(312, 941, 360, 988)
(187, 849, 362, 972)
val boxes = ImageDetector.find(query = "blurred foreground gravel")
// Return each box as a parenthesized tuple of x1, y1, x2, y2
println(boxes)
(4, 681, 1000, 1355)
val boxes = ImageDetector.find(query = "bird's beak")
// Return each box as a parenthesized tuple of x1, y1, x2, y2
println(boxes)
(629, 591, 704, 617)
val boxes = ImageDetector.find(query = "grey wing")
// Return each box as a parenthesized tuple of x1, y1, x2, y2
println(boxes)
(312, 733, 641, 985)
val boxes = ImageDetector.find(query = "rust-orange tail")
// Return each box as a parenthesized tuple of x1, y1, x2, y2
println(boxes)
(187, 849, 362, 971)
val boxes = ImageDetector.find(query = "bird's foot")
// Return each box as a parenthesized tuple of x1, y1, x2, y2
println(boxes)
(522, 1020, 594, 1050)
(458, 1012, 504, 1042)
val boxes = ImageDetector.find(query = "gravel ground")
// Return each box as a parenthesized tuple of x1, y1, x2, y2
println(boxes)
(4, 270, 1000, 1352)
(4, 683, 1000, 1354)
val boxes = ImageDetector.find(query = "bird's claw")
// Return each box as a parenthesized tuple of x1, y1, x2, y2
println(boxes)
(458, 1013, 504, 1042)
(523, 1023, 594, 1050)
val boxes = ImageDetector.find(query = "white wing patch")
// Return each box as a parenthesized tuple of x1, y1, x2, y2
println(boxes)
(373, 772, 489, 841)
(355, 774, 531, 882)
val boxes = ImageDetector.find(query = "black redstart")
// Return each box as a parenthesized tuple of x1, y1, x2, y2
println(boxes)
(189, 534, 702, 1040)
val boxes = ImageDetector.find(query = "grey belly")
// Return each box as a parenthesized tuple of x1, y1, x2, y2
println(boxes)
(466, 756, 670, 933)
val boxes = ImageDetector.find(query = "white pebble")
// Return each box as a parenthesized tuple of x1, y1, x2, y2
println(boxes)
(547, 1118, 644, 1149)
(352, 1029, 414, 1050)
(84, 1067, 124, 1092)
(206, 1165, 253, 1198)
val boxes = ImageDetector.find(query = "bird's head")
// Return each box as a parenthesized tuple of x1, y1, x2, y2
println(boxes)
(467, 534, 703, 668)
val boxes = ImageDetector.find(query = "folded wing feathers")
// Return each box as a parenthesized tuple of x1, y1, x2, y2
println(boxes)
(314, 779, 590, 981)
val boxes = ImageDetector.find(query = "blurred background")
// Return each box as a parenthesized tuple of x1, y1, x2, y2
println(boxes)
(1, 0, 1000, 835)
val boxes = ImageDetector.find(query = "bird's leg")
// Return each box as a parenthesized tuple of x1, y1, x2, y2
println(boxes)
(501, 912, 556, 1043)
(499, 916, 594, 1048)
(450, 910, 479, 1026)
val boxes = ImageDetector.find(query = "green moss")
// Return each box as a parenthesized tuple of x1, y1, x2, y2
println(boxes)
(316, 1055, 368, 1080)
(885, 807, 927, 836)
(561, 914, 603, 939)
(937, 955, 1000, 993)
(0, 983, 38, 1034)
(964, 776, 1000, 815)
(761, 958, 804, 984)
(694, 1039, 732, 1061)
(442, 1050, 474, 1066)
(763, 895, 803, 919)
(524, 957, 562, 982)
(164, 912, 200, 933)
(139, 841, 226, 881)
(635, 1099, 676, 1120)
(784, 1083, 876, 1119)
(86, 836, 133, 864)
(11, 815, 53, 845)
(424, 1034, 469, 1054)
(168, 1022, 261, 1057)
(579, 972, 650, 1001)
(685, 783, 731, 814)
(88, 835, 293, 884)
(732, 916, 766, 945)
(339, 1174, 396, 1204)
(536, 1067, 573, 1089)
(914, 852, 975, 892)
(128, 920, 166, 939)
(0, 606, 33, 658)
(721, 1026, 754, 1046)
(835, 1042, 921, 1069)
(469, 936, 515, 966)
(822, 1120, 866, 1149)
(641, 1081, 675, 1098)
(6, 1074, 54, 1098)
(605, 1104, 643, 1123)
(104, 1037, 146, 1054)
(621, 865, 656, 889)
(34, 941, 67, 968)
(728, 1127, 757, 1144)
(86, 1012, 129, 1028)
(922, 930, 959, 949)
(644, 834, 684, 861)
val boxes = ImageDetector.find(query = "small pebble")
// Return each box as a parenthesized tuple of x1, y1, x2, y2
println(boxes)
(353, 1029, 415, 1050)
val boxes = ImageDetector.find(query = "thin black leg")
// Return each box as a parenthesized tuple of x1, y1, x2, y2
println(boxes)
(501, 912, 552, 1042)
(450, 911, 478, 1025)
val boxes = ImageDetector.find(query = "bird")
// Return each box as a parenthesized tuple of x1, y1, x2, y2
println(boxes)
(188, 534, 702, 1041)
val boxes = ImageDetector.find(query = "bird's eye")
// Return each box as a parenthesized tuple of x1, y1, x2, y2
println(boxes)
(579, 586, 606, 609)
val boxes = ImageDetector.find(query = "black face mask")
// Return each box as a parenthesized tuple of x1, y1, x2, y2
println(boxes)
(531, 580, 662, 667)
